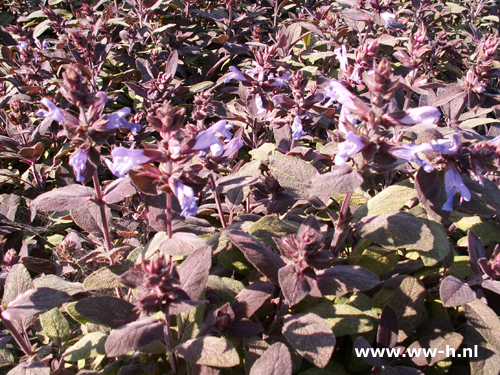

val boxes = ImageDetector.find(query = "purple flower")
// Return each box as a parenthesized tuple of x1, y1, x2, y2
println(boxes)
(17, 41, 28, 52)
(191, 120, 234, 157)
(225, 66, 248, 83)
(105, 148, 157, 178)
(270, 73, 291, 87)
(349, 67, 361, 84)
(173, 181, 198, 217)
(220, 138, 244, 158)
(381, 12, 396, 28)
(69, 148, 88, 182)
(334, 45, 348, 72)
(431, 134, 460, 155)
(335, 132, 367, 166)
(291, 116, 307, 140)
(105, 107, 141, 134)
(324, 79, 357, 110)
(399, 106, 441, 125)
(489, 134, 500, 145)
(255, 94, 266, 115)
(389, 143, 434, 172)
(442, 165, 471, 211)
(37, 98, 67, 124)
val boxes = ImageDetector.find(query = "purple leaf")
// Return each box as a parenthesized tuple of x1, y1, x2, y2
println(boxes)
(175, 336, 240, 367)
(178, 245, 212, 300)
(2, 288, 70, 321)
(440, 276, 476, 307)
(278, 266, 312, 307)
(73, 296, 138, 329)
(31, 185, 94, 213)
(468, 229, 486, 276)
(102, 178, 137, 204)
(282, 313, 335, 368)
(225, 230, 285, 285)
(316, 265, 379, 296)
(352, 336, 383, 367)
(408, 332, 463, 366)
(377, 305, 399, 349)
(249, 342, 292, 375)
(415, 168, 450, 223)
(231, 282, 275, 319)
(105, 317, 164, 357)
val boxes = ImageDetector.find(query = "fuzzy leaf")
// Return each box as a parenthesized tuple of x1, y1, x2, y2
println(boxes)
(105, 317, 164, 357)
(225, 230, 285, 285)
(63, 332, 107, 362)
(33, 275, 84, 296)
(160, 232, 207, 257)
(464, 299, 500, 354)
(73, 296, 138, 329)
(83, 265, 128, 291)
(2, 264, 34, 307)
(352, 337, 382, 367)
(40, 307, 70, 346)
(2, 288, 70, 321)
(307, 303, 374, 336)
(409, 332, 463, 366)
(440, 276, 476, 307)
(250, 342, 292, 375)
(231, 282, 274, 319)
(415, 168, 450, 222)
(377, 305, 399, 349)
(31, 185, 94, 213)
(175, 336, 240, 367)
(279, 266, 312, 306)
(316, 265, 379, 296)
(282, 313, 335, 368)
(102, 178, 137, 204)
(268, 154, 317, 193)
(306, 166, 363, 205)
(6, 360, 50, 375)
(178, 245, 212, 300)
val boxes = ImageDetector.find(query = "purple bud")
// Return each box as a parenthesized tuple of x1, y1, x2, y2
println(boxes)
(389, 143, 434, 172)
(37, 98, 67, 124)
(442, 165, 471, 211)
(271, 73, 291, 87)
(69, 148, 89, 182)
(105, 148, 157, 178)
(173, 181, 198, 217)
(291, 116, 307, 140)
(335, 132, 367, 166)
(399, 106, 440, 125)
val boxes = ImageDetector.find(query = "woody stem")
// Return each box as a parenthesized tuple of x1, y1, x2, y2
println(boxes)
(0, 308, 33, 356)
(209, 173, 227, 228)
(92, 173, 112, 253)
(163, 313, 178, 374)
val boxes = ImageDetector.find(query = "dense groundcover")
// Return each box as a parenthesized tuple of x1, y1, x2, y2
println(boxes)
(0, 0, 500, 374)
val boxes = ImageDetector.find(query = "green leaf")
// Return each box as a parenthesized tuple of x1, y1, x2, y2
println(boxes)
(350, 247, 399, 276)
(353, 181, 417, 221)
(186, 81, 215, 95)
(40, 308, 70, 346)
(83, 265, 128, 291)
(0, 345, 14, 367)
(33, 19, 51, 37)
(282, 313, 335, 368)
(33, 275, 84, 296)
(218, 246, 253, 276)
(206, 275, 245, 303)
(63, 332, 107, 362)
(250, 342, 292, 375)
(307, 302, 374, 336)
(451, 214, 500, 242)
(248, 215, 298, 250)
(268, 154, 317, 193)
(177, 303, 205, 345)
(175, 336, 240, 367)
(2, 264, 34, 307)
(460, 118, 500, 128)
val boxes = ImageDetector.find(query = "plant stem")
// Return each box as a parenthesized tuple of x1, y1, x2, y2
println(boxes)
(163, 313, 177, 375)
(330, 192, 352, 255)
(0, 310, 33, 356)
(92, 173, 112, 253)
(209, 173, 227, 228)
(166, 191, 173, 238)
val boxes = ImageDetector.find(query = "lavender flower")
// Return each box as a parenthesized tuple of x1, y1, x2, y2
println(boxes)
(349, 67, 361, 84)
(246, 61, 265, 81)
(381, 12, 396, 28)
(17, 41, 28, 52)
(488, 134, 500, 145)
(255, 94, 266, 115)
(225, 66, 248, 83)
(190, 120, 233, 157)
(291, 116, 307, 140)
(334, 45, 348, 72)
(173, 181, 198, 217)
(105, 148, 157, 178)
(389, 143, 434, 172)
(399, 106, 441, 125)
(37, 98, 67, 124)
(219, 137, 244, 158)
(442, 165, 471, 211)
(69, 148, 88, 182)
(430, 134, 460, 155)
(324, 79, 357, 110)
(105, 107, 141, 134)
(270, 73, 291, 87)
(335, 132, 367, 166)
